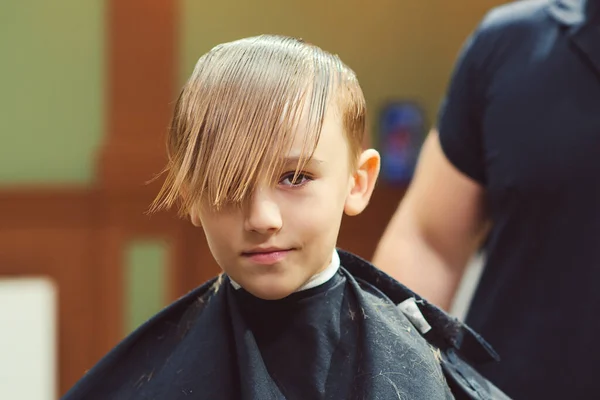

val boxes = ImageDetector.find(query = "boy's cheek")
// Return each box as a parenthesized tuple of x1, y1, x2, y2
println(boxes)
(293, 206, 342, 235)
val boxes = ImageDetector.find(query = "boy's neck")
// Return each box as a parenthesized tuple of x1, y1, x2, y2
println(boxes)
(229, 249, 341, 292)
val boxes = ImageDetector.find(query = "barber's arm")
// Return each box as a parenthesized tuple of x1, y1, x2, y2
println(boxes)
(372, 130, 489, 311)
(373, 16, 498, 309)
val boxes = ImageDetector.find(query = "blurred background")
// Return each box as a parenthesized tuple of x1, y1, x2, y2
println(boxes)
(0, 0, 507, 398)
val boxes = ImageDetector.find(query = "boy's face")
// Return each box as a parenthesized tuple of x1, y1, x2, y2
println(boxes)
(191, 105, 379, 300)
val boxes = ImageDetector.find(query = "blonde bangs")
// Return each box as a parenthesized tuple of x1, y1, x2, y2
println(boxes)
(149, 35, 365, 216)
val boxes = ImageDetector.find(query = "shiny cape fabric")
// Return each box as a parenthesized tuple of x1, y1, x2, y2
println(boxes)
(62, 250, 510, 400)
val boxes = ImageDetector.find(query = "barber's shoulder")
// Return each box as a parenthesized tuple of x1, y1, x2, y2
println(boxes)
(478, 0, 552, 36)
(463, 0, 552, 72)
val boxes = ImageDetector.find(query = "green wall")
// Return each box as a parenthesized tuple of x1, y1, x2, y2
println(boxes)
(125, 241, 168, 333)
(0, 0, 105, 184)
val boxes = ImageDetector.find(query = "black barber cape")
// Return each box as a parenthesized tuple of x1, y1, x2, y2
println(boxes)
(62, 251, 509, 400)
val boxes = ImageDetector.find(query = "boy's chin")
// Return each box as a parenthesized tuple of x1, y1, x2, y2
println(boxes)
(241, 278, 304, 301)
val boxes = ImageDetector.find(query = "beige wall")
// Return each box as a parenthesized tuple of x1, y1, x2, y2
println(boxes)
(181, 0, 508, 143)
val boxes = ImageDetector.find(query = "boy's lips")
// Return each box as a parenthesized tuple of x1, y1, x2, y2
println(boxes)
(241, 247, 294, 265)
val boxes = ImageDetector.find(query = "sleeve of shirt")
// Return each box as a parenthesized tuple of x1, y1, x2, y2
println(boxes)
(437, 23, 490, 185)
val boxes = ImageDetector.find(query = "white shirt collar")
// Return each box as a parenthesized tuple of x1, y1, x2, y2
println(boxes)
(229, 249, 340, 292)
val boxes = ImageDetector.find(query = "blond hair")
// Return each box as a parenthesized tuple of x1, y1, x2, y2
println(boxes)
(150, 35, 366, 215)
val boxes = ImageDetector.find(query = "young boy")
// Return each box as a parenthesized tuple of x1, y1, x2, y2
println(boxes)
(63, 35, 509, 400)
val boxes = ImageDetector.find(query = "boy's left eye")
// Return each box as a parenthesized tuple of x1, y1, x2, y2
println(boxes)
(279, 172, 312, 187)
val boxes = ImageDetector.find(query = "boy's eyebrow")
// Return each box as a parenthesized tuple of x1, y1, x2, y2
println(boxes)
(282, 156, 324, 165)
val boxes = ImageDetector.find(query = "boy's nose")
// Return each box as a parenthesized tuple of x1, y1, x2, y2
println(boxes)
(243, 188, 282, 234)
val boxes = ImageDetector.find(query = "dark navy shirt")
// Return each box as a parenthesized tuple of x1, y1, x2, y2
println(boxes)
(438, 0, 600, 398)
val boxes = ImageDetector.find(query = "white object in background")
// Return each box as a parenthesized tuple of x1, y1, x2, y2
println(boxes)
(450, 251, 485, 321)
(0, 277, 57, 400)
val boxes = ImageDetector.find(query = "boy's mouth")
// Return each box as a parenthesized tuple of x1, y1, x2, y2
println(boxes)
(241, 247, 294, 265)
